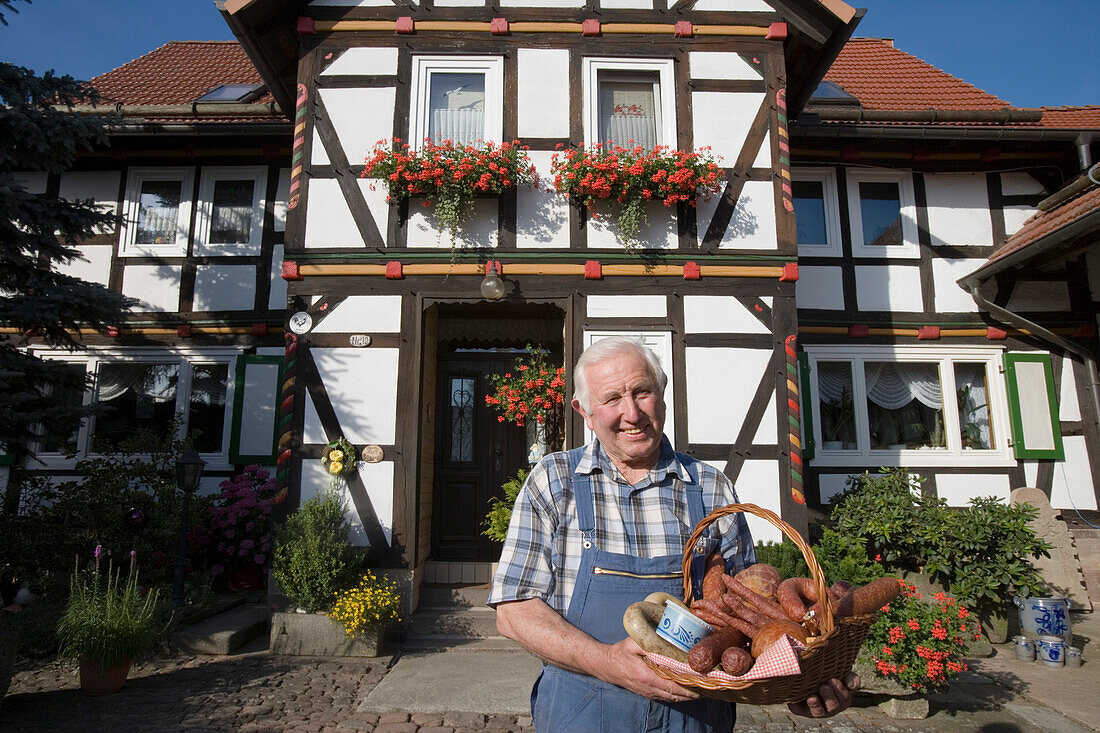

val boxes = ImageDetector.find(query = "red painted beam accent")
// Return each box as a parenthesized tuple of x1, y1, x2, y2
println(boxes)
(582, 19, 600, 36)
(296, 16, 316, 35)
(986, 326, 1007, 340)
(917, 325, 941, 340)
(848, 324, 869, 338)
(385, 261, 403, 279)
(490, 17, 509, 35)
(1075, 323, 1096, 338)
(766, 22, 787, 40)
(281, 261, 302, 281)
(177, 325, 192, 338)
(252, 323, 269, 337)
(395, 16, 415, 34)
(106, 326, 119, 337)
(779, 263, 799, 282)
(584, 260, 602, 279)
(484, 259, 503, 275)
(682, 261, 701, 280)
(674, 20, 693, 38)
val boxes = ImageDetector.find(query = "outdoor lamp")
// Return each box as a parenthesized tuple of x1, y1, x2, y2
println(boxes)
(172, 448, 206, 606)
(480, 261, 506, 301)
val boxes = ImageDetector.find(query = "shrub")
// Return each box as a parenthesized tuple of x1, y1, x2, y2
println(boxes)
(482, 469, 527, 543)
(0, 601, 65, 660)
(813, 528, 887, 588)
(328, 571, 402, 638)
(753, 540, 807, 581)
(189, 466, 276, 577)
(271, 491, 361, 613)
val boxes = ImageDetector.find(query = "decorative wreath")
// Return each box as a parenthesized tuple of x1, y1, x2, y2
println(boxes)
(321, 437, 357, 477)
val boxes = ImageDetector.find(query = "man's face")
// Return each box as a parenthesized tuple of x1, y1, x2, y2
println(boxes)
(572, 350, 666, 474)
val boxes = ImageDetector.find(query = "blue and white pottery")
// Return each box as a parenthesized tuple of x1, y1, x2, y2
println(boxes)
(1012, 635, 1035, 662)
(1066, 646, 1082, 668)
(1014, 595, 1072, 647)
(1037, 635, 1065, 668)
(656, 599, 714, 653)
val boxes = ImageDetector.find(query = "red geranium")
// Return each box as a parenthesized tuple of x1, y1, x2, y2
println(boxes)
(485, 348, 565, 429)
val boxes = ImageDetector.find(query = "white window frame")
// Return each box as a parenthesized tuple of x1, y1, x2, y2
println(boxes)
(792, 167, 842, 257)
(193, 166, 268, 256)
(583, 58, 677, 149)
(31, 347, 239, 470)
(846, 168, 920, 259)
(409, 56, 504, 151)
(804, 345, 1014, 468)
(119, 167, 195, 257)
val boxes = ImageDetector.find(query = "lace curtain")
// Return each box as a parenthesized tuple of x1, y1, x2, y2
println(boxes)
(600, 80, 657, 150)
(864, 362, 942, 410)
(209, 180, 254, 244)
(956, 365, 991, 448)
(817, 362, 852, 404)
(96, 363, 178, 403)
(430, 108, 485, 146)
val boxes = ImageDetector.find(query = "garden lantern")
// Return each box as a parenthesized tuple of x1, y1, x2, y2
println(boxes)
(480, 261, 506, 301)
(172, 449, 206, 606)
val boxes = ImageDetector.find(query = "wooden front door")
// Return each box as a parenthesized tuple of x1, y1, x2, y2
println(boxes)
(433, 353, 527, 561)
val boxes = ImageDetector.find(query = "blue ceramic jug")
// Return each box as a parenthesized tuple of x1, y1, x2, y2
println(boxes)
(1014, 595, 1072, 646)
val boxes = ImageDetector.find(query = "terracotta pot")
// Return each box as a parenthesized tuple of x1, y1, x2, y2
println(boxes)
(225, 565, 266, 592)
(79, 657, 132, 696)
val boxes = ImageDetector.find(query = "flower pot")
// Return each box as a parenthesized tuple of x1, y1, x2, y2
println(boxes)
(270, 611, 384, 657)
(78, 657, 132, 696)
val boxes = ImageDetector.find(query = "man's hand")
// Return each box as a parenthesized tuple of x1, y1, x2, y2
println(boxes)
(787, 673, 860, 718)
(595, 638, 701, 704)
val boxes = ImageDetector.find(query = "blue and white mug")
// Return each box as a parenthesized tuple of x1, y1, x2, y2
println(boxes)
(1012, 635, 1035, 661)
(656, 599, 714, 653)
(1037, 635, 1065, 667)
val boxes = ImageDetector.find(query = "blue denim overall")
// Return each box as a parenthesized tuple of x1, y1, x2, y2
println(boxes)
(530, 448, 735, 732)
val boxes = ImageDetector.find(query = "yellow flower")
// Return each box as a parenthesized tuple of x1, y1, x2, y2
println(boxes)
(329, 449, 344, 462)
(329, 461, 344, 474)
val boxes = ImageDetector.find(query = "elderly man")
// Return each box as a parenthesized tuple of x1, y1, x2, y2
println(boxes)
(488, 337, 857, 731)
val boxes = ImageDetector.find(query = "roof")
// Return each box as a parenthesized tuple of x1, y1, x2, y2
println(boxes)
(988, 182, 1100, 266)
(1039, 106, 1100, 130)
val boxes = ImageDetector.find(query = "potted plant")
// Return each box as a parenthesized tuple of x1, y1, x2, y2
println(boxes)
(327, 571, 402, 656)
(484, 347, 566, 462)
(188, 466, 276, 592)
(56, 548, 162, 695)
(550, 143, 722, 246)
(483, 468, 528, 544)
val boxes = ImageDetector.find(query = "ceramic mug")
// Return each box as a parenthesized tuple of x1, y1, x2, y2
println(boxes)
(656, 599, 714, 653)
(1066, 646, 1082, 668)
(1012, 635, 1035, 662)
(1037, 635, 1065, 667)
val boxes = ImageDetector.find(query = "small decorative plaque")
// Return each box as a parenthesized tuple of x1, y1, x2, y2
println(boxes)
(361, 445, 384, 463)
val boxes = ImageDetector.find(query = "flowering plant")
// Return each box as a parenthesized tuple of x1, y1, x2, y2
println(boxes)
(864, 579, 980, 693)
(363, 138, 535, 239)
(328, 571, 402, 638)
(485, 348, 566, 429)
(322, 437, 357, 478)
(550, 143, 722, 243)
(189, 466, 275, 576)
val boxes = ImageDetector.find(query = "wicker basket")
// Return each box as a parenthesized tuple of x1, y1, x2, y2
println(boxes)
(643, 502, 873, 705)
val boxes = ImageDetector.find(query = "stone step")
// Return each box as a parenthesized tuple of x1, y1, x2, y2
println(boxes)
(408, 607, 500, 639)
(402, 637, 525, 653)
(170, 602, 268, 655)
(418, 583, 492, 609)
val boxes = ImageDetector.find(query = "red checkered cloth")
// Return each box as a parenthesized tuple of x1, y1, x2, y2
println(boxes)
(647, 635, 803, 681)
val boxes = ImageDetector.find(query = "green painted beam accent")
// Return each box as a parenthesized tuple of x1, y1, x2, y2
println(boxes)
(290, 251, 797, 264)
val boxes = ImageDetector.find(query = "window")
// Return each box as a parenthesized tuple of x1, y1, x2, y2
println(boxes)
(33, 349, 237, 461)
(195, 83, 265, 103)
(584, 58, 676, 151)
(120, 168, 195, 256)
(410, 56, 503, 149)
(805, 346, 1012, 467)
(194, 166, 267, 255)
(37, 363, 88, 455)
(846, 169, 919, 258)
(791, 167, 842, 256)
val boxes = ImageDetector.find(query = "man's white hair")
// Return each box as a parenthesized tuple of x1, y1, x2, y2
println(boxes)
(573, 337, 668, 413)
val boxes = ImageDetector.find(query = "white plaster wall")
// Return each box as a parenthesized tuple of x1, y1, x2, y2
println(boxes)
(193, 266, 255, 311)
(54, 245, 112, 287)
(855, 265, 923, 312)
(59, 171, 120, 233)
(753, 132, 772, 168)
(237, 360, 280, 457)
(311, 128, 330, 166)
(1003, 205, 1036, 236)
(408, 198, 498, 248)
(303, 390, 327, 445)
(517, 151, 569, 248)
(935, 473, 1011, 506)
(1006, 281, 1071, 312)
(121, 265, 181, 312)
(269, 244, 288, 311)
(600, 0, 653, 7)
(313, 295, 403, 333)
(1060, 355, 1081, 422)
(304, 179, 391, 248)
(692, 0, 772, 10)
(586, 295, 667, 319)
(359, 460, 396, 544)
(1023, 461, 1039, 488)
(435, 0, 485, 5)
(311, 348, 400, 444)
(300, 459, 370, 547)
(500, 0, 584, 6)
(707, 459, 782, 544)
(321, 46, 399, 76)
(795, 267, 845, 310)
(689, 52, 761, 81)
(319, 87, 396, 165)
(753, 390, 777, 444)
(1051, 436, 1098, 510)
(695, 179, 777, 250)
(691, 92, 764, 167)
(518, 49, 570, 139)
(1001, 172, 1045, 196)
(923, 173, 994, 247)
(931, 258, 984, 313)
(686, 347, 772, 444)
(274, 168, 290, 233)
(587, 200, 676, 250)
(683, 296, 769, 334)
(309, 0, 395, 8)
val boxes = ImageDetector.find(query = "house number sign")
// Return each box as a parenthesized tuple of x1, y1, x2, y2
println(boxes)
(349, 334, 372, 347)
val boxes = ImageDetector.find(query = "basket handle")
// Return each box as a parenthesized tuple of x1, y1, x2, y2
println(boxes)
(681, 503, 834, 636)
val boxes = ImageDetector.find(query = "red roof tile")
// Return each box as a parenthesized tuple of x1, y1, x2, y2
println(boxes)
(989, 183, 1100, 265)
(823, 38, 1012, 112)
(88, 41, 273, 107)
(1039, 106, 1100, 130)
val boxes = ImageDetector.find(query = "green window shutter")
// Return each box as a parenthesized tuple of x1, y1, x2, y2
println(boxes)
(1003, 352, 1064, 459)
(798, 352, 815, 461)
(229, 355, 284, 464)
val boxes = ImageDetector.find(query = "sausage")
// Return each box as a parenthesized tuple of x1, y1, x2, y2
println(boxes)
(723, 577, 789, 622)
(776, 577, 819, 622)
(622, 601, 689, 663)
(688, 628, 749, 673)
(720, 646, 754, 676)
(850, 577, 903, 615)
(721, 593, 769, 630)
(750, 619, 809, 658)
(692, 598, 740, 629)
(829, 580, 853, 600)
(702, 553, 726, 600)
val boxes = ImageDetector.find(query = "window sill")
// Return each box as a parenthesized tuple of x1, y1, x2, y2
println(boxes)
(810, 450, 1016, 469)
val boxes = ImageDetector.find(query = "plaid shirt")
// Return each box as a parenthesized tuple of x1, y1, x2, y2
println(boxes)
(488, 438, 756, 615)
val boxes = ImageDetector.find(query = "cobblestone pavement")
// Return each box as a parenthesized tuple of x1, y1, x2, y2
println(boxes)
(0, 649, 1068, 732)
